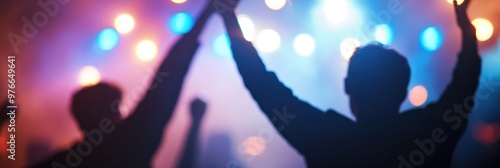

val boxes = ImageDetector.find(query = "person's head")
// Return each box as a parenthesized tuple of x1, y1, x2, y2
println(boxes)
(344, 43, 410, 122)
(71, 83, 122, 131)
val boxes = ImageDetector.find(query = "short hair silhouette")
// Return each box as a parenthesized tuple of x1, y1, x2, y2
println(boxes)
(71, 82, 122, 130)
(345, 43, 410, 122)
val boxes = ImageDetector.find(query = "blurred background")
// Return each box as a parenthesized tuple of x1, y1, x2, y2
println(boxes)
(0, 0, 499, 167)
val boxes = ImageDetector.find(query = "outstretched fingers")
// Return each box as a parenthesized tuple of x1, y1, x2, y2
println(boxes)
(453, 0, 473, 29)
(462, 0, 472, 9)
(212, 0, 241, 15)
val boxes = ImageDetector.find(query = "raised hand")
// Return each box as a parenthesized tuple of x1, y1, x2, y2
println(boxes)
(453, 0, 475, 31)
(453, 0, 477, 51)
(212, 0, 241, 15)
(178, 98, 206, 168)
(190, 98, 207, 123)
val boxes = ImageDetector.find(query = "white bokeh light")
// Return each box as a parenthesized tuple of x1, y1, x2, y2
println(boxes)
(265, 0, 287, 10)
(172, 0, 187, 4)
(79, 66, 101, 87)
(293, 34, 316, 57)
(135, 40, 158, 62)
(340, 38, 360, 60)
(323, 0, 349, 24)
(446, 0, 464, 5)
(255, 29, 281, 52)
(114, 14, 135, 34)
(237, 15, 256, 41)
(472, 18, 494, 42)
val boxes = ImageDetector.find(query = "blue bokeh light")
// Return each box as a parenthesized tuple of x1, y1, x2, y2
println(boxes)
(169, 12, 194, 34)
(374, 24, 394, 45)
(97, 28, 120, 51)
(420, 27, 443, 51)
(213, 34, 231, 57)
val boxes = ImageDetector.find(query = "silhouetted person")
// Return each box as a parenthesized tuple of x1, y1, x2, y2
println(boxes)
(177, 99, 245, 168)
(200, 133, 243, 168)
(491, 99, 500, 168)
(27, 139, 52, 166)
(178, 98, 207, 168)
(31, 1, 216, 167)
(451, 73, 500, 168)
(177, 98, 245, 168)
(218, 0, 481, 167)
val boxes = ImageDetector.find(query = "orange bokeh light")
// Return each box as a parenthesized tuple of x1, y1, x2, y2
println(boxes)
(409, 85, 428, 107)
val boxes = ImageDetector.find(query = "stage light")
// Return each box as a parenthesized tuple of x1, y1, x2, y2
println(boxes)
(97, 28, 120, 51)
(213, 34, 231, 57)
(340, 38, 360, 60)
(374, 24, 394, 45)
(324, 0, 349, 24)
(79, 66, 100, 87)
(172, 0, 187, 4)
(255, 29, 281, 52)
(169, 12, 194, 34)
(409, 85, 428, 107)
(135, 40, 158, 62)
(472, 18, 494, 42)
(420, 27, 443, 51)
(237, 15, 255, 41)
(265, 0, 286, 10)
(114, 14, 135, 34)
(446, 0, 464, 5)
(293, 34, 316, 57)
(243, 136, 266, 156)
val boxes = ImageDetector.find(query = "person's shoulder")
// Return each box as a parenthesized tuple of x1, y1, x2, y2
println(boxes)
(29, 147, 73, 168)
(401, 102, 443, 118)
(401, 108, 426, 116)
(325, 109, 355, 125)
(399, 105, 445, 126)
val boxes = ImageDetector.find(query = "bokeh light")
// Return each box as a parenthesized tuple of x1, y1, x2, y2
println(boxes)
(114, 14, 135, 34)
(172, 0, 187, 4)
(237, 15, 256, 41)
(472, 18, 494, 42)
(135, 40, 158, 62)
(255, 29, 281, 52)
(265, 0, 287, 10)
(79, 66, 101, 87)
(293, 34, 316, 57)
(243, 136, 266, 156)
(473, 122, 500, 145)
(340, 38, 360, 60)
(324, 0, 349, 24)
(420, 27, 443, 51)
(409, 85, 428, 107)
(447, 0, 464, 5)
(374, 24, 394, 45)
(213, 34, 231, 57)
(169, 12, 194, 34)
(97, 28, 120, 51)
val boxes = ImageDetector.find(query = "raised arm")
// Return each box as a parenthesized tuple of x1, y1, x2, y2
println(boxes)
(115, 2, 215, 163)
(133, 2, 214, 119)
(216, 1, 343, 155)
(178, 98, 206, 168)
(424, 0, 481, 124)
